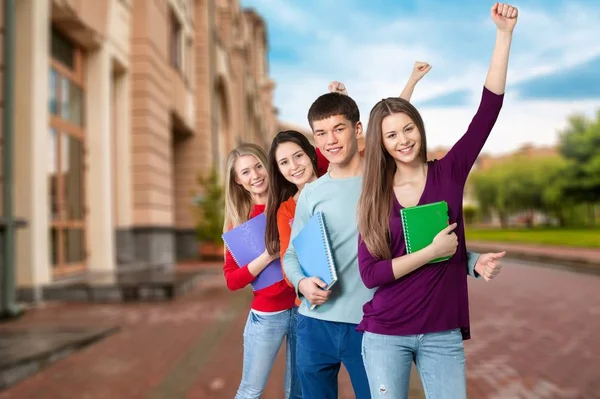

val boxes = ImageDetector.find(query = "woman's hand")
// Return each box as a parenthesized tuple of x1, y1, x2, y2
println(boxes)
(491, 3, 518, 33)
(429, 223, 458, 260)
(265, 249, 280, 262)
(409, 61, 432, 84)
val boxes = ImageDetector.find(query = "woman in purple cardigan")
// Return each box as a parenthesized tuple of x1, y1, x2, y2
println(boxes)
(356, 3, 518, 398)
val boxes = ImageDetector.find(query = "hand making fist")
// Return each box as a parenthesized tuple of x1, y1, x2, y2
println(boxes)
(409, 61, 432, 83)
(474, 251, 506, 281)
(328, 81, 348, 96)
(298, 277, 331, 307)
(491, 3, 518, 32)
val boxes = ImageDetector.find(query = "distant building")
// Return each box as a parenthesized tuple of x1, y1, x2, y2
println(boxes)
(0, 0, 277, 299)
(475, 144, 558, 171)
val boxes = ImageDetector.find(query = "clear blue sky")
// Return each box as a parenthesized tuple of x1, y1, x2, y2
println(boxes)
(242, 0, 600, 154)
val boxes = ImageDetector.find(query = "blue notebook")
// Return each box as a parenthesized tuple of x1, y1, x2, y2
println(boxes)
(221, 213, 284, 291)
(292, 211, 337, 309)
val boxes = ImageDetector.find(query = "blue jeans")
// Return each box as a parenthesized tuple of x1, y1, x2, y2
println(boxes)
(296, 313, 370, 399)
(362, 329, 467, 399)
(235, 308, 302, 399)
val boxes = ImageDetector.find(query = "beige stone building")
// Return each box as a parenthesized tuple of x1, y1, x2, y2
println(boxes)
(0, 0, 277, 300)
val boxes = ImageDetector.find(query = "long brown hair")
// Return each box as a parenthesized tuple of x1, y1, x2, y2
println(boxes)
(265, 131, 318, 254)
(223, 143, 269, 232)
(357, 97, 428, 259)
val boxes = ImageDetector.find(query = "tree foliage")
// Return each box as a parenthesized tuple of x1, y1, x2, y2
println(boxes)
(195, 168, 225, 243)
(558, 111, 600, 204)
(469, 108, 600, 227)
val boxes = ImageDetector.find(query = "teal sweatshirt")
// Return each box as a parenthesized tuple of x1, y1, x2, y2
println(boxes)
(283, 172, 481, 325)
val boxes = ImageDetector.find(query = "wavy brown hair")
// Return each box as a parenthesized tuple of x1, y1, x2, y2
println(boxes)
(265, 131, 318, 255)
(357, 97, 428, 259)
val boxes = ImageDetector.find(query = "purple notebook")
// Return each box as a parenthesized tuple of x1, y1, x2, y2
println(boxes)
(221, 212, 284, 291)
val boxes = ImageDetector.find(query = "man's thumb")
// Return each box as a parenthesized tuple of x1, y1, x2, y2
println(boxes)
(313, 277, 327, 288)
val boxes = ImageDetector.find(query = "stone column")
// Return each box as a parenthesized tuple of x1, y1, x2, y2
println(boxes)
(14, 0, 51, 300)
(113, 71, 135, 265)
(86, 45, 116, 273)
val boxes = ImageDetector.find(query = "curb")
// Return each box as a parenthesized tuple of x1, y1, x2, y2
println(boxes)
(467, 243, 600, 276)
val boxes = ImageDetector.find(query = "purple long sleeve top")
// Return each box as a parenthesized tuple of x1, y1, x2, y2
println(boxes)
(357, 87, 504, 340)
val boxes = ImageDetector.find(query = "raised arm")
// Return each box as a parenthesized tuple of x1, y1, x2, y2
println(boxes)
(327, 62, 431, 103)
(441, 3, 517, 182)
(399, 61, 432, 101)
(485, 3, 518, 94)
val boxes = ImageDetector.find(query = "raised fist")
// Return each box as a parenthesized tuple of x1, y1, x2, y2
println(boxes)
(328, 81, 348, 96)
(409, 61, 432, 83)
(491, 3, 518, 32)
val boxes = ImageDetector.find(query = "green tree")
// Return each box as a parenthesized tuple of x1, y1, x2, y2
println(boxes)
(558, 111, 600, 224)
(195, 168, 225, 244)
(504, 157, 541, 225)
(471, 167, 510, 227)
(471, 155, 570, 227)
(535, 156, 570, 226)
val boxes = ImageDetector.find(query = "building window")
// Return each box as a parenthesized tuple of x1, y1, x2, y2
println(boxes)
(170, 9, 183, 70)
(48, 28, 87, 277)
(51, 29, 75, 69)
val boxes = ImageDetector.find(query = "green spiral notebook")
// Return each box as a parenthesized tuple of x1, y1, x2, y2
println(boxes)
(400, 201, 451, 263)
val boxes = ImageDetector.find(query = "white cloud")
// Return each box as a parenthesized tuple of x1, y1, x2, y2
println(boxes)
(419, 96, 600, 155)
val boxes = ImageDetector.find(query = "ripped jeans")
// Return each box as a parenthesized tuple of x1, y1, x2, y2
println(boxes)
(361, 329, 467, 399)
(234, 308, 302, 399)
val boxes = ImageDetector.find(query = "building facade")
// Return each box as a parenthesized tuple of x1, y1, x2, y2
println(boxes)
(0, 0, 277, 299)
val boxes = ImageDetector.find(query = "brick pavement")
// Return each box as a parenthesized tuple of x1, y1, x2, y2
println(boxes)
(465, 259, 600, 398)
(0, 261, 598, 398)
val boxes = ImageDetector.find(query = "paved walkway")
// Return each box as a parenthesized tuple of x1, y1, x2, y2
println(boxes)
(465, 258, 600, 398)
(0, 260, 599, 398)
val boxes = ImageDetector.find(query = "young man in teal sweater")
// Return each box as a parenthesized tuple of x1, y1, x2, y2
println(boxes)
(283, 65, 504, 399)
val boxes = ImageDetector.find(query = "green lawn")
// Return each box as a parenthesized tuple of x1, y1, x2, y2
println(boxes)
(466, 227, 600, 248)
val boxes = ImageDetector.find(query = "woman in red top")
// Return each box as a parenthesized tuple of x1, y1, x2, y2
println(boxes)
(222, 143, 300, 399)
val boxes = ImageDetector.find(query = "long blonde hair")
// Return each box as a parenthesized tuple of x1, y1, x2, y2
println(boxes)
(357, 97, 428, 259)
(223, 143, 269, 232)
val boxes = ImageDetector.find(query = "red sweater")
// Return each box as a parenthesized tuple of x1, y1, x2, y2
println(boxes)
(223, 203, 297, 312)
(315, 147, 330, 176)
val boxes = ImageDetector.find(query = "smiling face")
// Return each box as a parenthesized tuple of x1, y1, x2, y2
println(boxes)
(381, 112, 423, 165)
(312, 114, 362, 167)
(234, 155, 268, 196)
(275, 141, 317, 188)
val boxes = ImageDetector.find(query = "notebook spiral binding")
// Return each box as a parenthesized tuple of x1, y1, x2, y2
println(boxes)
(223, 241, 240, 265)
(317, 211, 337, 284)
(400, 209, 412, 253)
